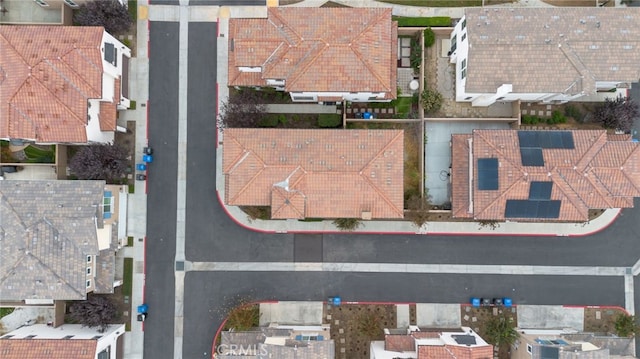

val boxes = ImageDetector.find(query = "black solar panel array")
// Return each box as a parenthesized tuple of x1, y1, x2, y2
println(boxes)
(517, 131, 575, 167)
(477, 158, 499, 190)
(529, 181, 553, 200)
(505, 199, 561, 218)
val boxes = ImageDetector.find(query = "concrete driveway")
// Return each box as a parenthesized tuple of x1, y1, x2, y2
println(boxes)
(517, 305, 584, 330)
(424, 120, 511, 205)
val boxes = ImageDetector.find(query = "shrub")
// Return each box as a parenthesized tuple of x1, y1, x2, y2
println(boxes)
(333, 218, 362, 231)
(423, 28, 435, 48)
(521, 114, 542, 125)
(226, 304, 260, 331)
(546, 110, 567, 125)
(69, 143, 129, 183)
(318, 114, 342, 128)
(217, 89, 267, 129)
(409, 35, 422, 73)
(420, 89, 443, 114)
(69, 295, 117, 333)
(564, 105, 583, 121)
(357, 312, 383, 338)
(393, 16, 451, 27)
(614, 314, 637, 337)
(258, 115, 279, 127)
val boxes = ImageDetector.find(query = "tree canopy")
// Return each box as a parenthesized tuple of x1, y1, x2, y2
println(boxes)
(69, 295, 118, 333)
(69, 143, 129, 183)
(74, 0, 133, 35)
(592, 95, 638, 133)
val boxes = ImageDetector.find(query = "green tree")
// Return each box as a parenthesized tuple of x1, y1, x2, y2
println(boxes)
(333, 218, 363, 231)
(420, 89, 443, 114)
(614, 314, 637, 337)
(484, 315, 518, 347)
(423, 27, 435, 48)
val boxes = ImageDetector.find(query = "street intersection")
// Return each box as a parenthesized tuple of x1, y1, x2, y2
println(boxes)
(141, 1, 640, 358)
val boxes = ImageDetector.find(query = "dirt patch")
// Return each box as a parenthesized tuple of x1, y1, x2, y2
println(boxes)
(584, 307, 627, 334)
(325, 304, 396, 359)
(460, 305, 518, 359)
(113, 120, 137, 186)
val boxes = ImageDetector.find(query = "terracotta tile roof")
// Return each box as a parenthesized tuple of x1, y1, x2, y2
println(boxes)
(385, 334, 416, 352)
(0, 180, 104, 301)
(451, 130, 640, 222)
(451, 134, 473, 219)
(223, 129, 404, 219)
(463, 8, 640, 95)
(0, 26, 106, 143)
(99, 103, 117, 131)
(0, 339, 97, 359)
(417, 343, 494, 359)
(229, 8, 397, 98)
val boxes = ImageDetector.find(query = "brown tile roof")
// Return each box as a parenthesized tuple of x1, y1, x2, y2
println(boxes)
(228, 8, 397, 98)
(0, 180, 104, 301)
(0, 339, 97, 359)
(418, 344, 494, 359)
(451, 130, 640, 222)
(451, 134, 472, 219)
(463, 8, 640, 95)
(223, 129, 404, 219)
(385, 334, 415, 352)
(0, 26, 106, 143)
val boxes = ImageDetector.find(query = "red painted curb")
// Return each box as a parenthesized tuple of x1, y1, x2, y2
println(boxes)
(215, 187, 621, 237)
(141, 236, 147, 332)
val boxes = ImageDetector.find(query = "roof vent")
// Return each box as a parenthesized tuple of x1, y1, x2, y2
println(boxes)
(579, 19, 586, 24)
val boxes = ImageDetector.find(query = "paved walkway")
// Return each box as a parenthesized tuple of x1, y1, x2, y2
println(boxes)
(265, 104, 338, 114)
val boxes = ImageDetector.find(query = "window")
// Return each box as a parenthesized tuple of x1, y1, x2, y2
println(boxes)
(450, 34, 457, 54)
(461, 69, 466, 79)
(87, 255, 92, 263)
(86, 280, 91, 288)
(33, 0, 49, 7)
(292, 96, 315, 101)
(461, 33, 467, 42)
(103, 191, 113, 219)
(63, 0, 79, 7)
(461, 59, 467, 80)
(527, 344, 533, 354)
(87, 267, 91, 275)
(461, 19, 467, 29)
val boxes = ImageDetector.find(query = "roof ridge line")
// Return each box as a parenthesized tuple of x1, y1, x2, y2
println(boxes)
(359, 131, 405, 217)
(268, 9, 303, 47)
(575, 131, 608, 170)
(229, 167, 266, 204)
(26, 72, 86, 128)
(348, 9, 393, 91)
(474, 173, 524, 220)
(270, 187, 306, 218)
(554, 168, 606, 214)
(285, 41, 328, 90)
(580, 167, 616, 207)
(40, 60, 93, 125)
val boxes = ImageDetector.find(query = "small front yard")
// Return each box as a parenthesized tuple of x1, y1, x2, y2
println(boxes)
(379, 0, 514, 6)
(461, 305, 518, 359)
(0, 142, 55, 163)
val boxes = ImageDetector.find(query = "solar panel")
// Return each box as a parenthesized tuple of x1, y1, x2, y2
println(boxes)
(477, 158, 499, 190)
(505, 199, 561, 218)
(529, 181, 553, 200)
(517, 131, 537, 148)
(520, 148, 544, 166)
(518, 131, 575, 149)
(452, 335, 477, 345)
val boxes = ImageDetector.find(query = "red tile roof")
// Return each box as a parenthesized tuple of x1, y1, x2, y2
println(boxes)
(223, 129, 404, 219)
(228, 8, 397, 98)
(0, 339, 97, 359)
(0, 26, 106, 143)
(385, 334, 415, 352)
(451, 130, 640, 221)
(418, 344, 494, 359)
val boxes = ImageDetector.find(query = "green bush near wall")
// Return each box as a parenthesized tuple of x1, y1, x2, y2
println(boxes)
(393, 16, 451, 27)
(318, 114, 342, 128)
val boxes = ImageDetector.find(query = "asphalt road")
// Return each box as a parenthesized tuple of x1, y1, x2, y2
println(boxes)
(145, 21, 180, 359)
(145, 4, 640, 359)
(182, 272, 624, 358)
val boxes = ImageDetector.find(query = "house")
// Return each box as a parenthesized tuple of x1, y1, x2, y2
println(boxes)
(218, 323, 333, 359)
(0, 180, 127, 305)
(0, 0, 88, 25)
(0, 25, 131, 144)
(512, 329, 635, 359)
(222, 129, 404, 220)
(450, 130, 640, 222)
(448, 8, 640, 107)
(228, 7, 397, 103)
(370, 326, 493, 359)
(0, 323, 125, 359)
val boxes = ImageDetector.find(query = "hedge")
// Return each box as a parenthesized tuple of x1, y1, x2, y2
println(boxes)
(318, 114, 342, 128)
(393, 16, 451, 27)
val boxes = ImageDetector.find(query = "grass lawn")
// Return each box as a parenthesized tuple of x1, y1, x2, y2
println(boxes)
(128, 0, 137, 20)
(24, 145, 55, 163)
(380, 0, 513, 6)
(0, 307, 15, 319)
(123, 258, 133, 297)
